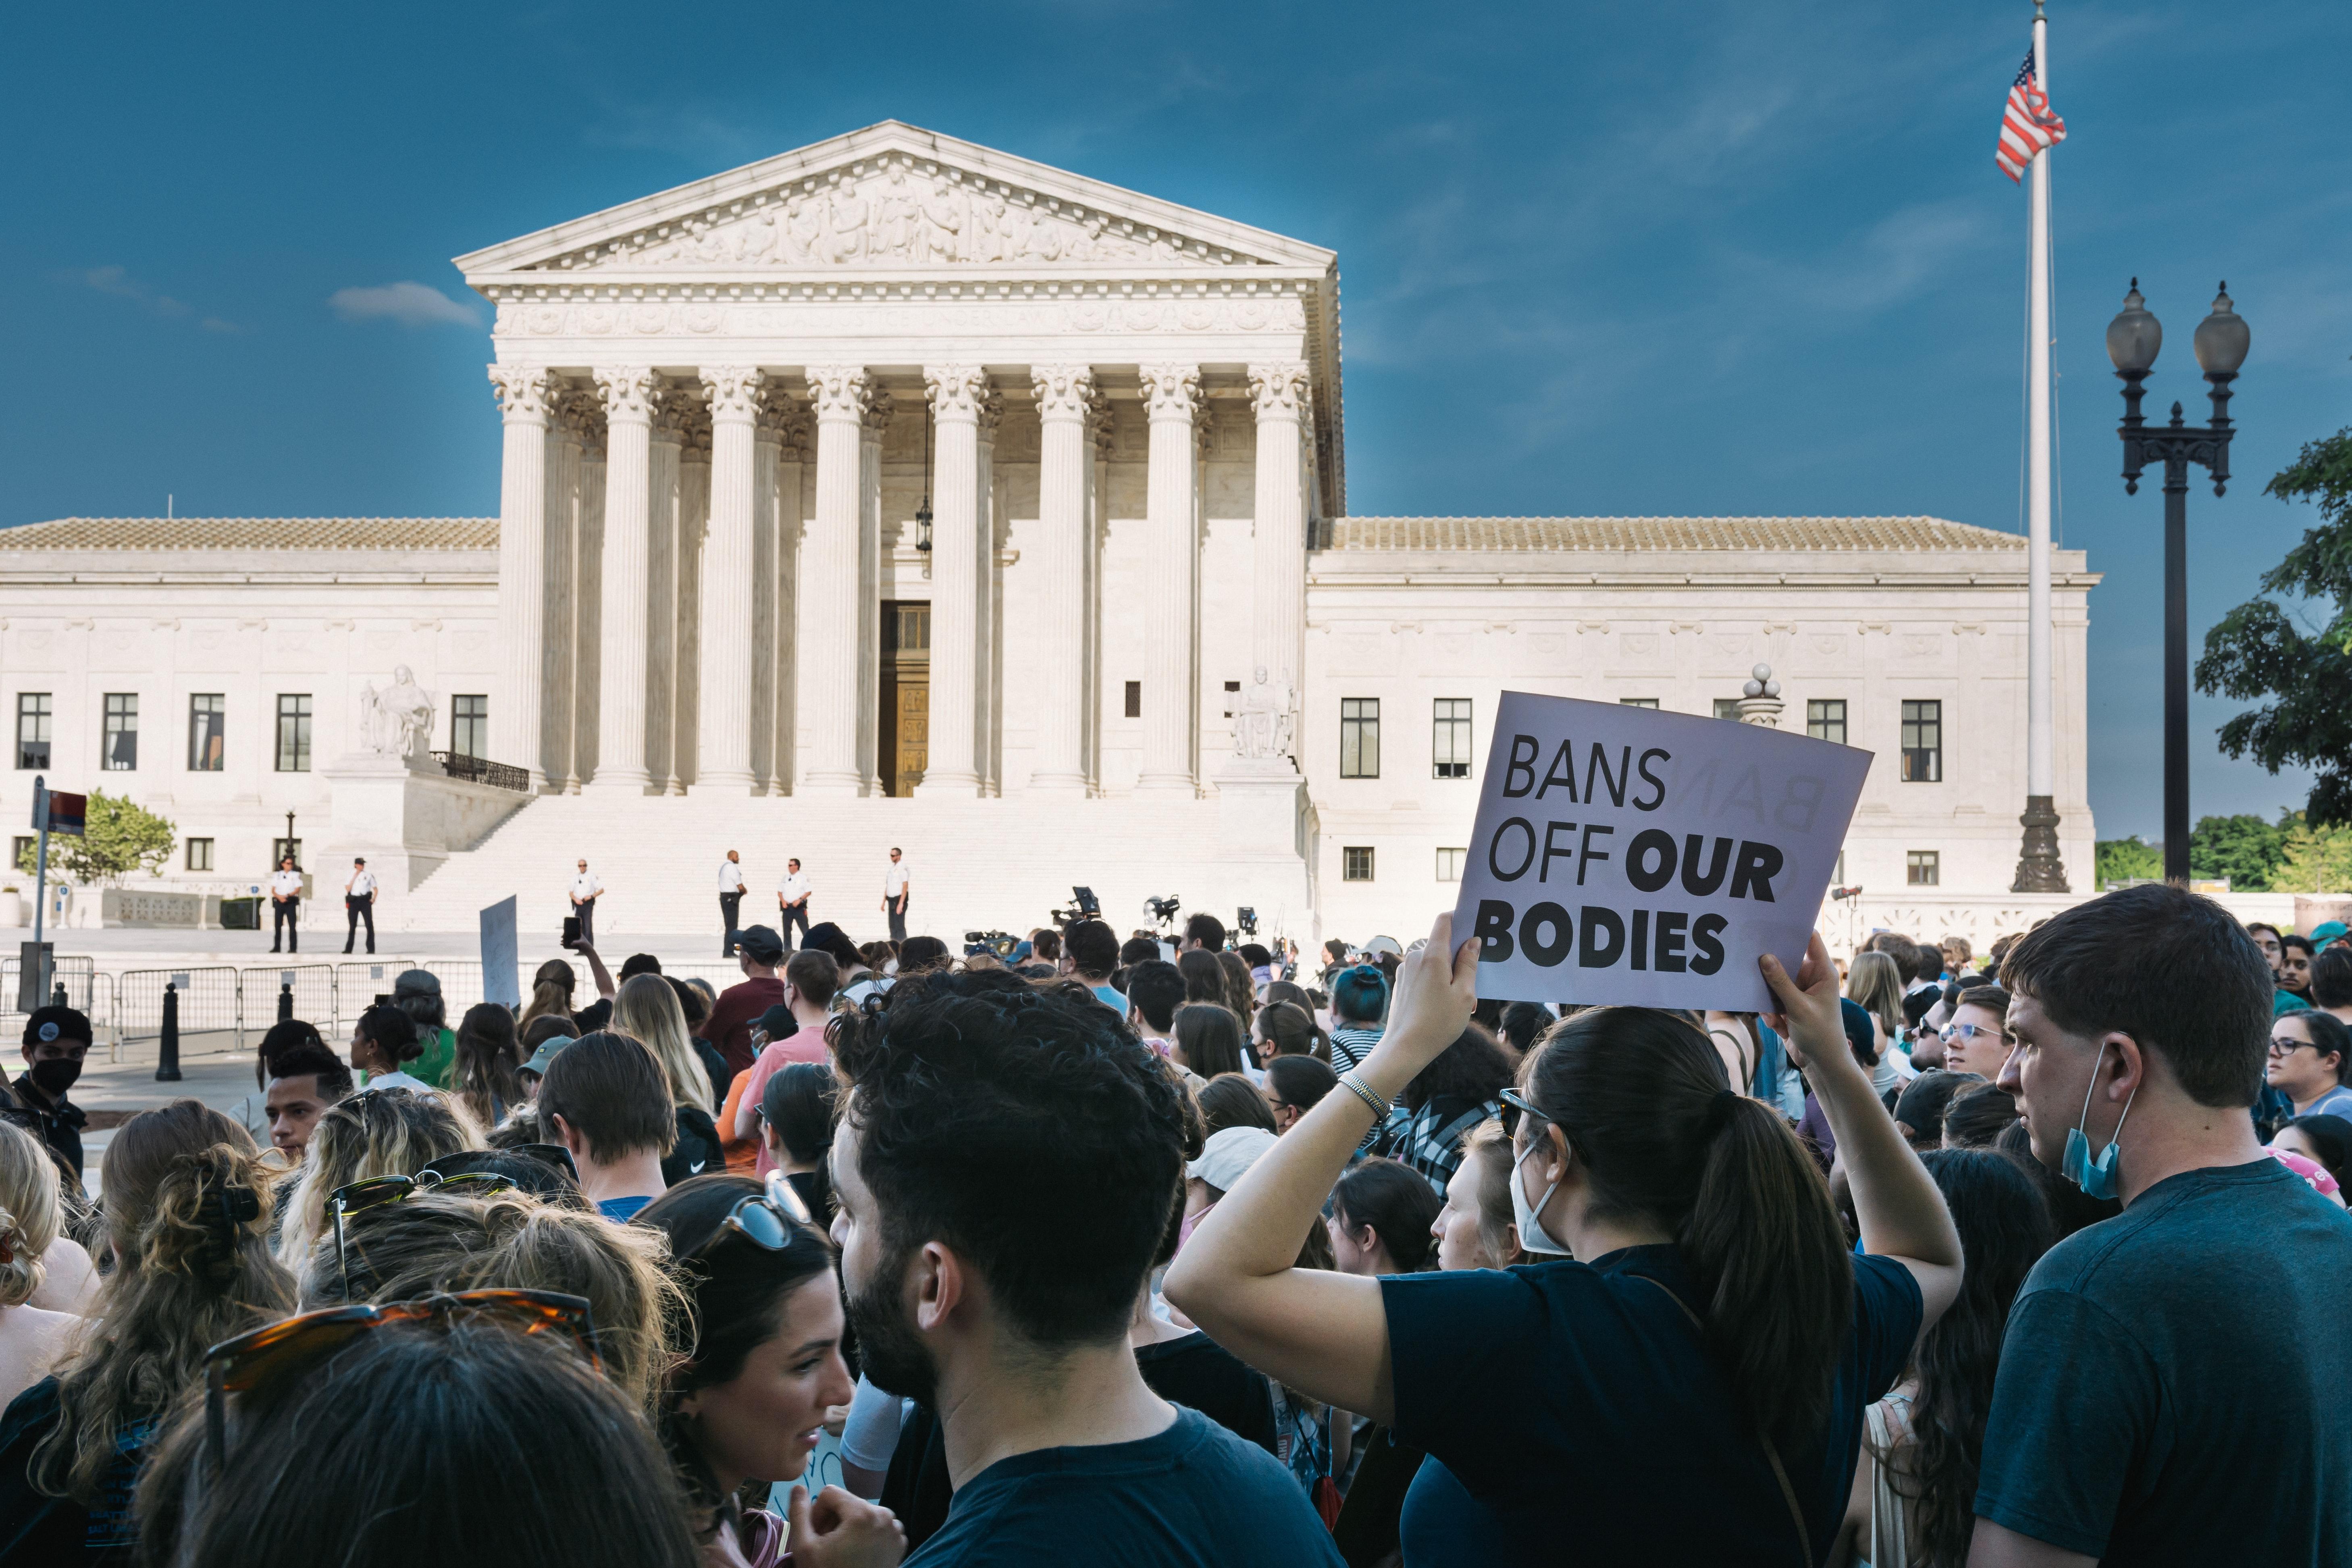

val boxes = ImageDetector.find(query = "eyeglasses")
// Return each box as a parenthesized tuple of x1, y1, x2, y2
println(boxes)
(2269, 1036, 2319, 1056)
(203, 1289, 597, 1473)
(1940, 1022, 2009, 1046)
(1499, 1086, 1551, 1141)
(330, 1171, 519, 1298)
(683, 1173, 819, 1269)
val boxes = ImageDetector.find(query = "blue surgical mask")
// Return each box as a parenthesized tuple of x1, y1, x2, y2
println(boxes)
(2060, 1041, 2139, 1200)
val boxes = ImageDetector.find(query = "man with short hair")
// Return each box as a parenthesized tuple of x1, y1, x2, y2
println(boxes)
(828, 971, 1341, 1567)
(2309, 946, 2352, 1027)
(1182, 913, 1226, 954)
(882, 847, 911, 944)
(1973, 884, 2352, 1566)
(1065, 919, 1125, 1013)
(537, 1030, 675, 1222)
(1125, 959, 1185, 1059)
(12, 1005, 91, 1178)
(569, 857, 603, 946)
(703, 924, 789, 1078)
(342, 857, 377, 955)
(730, 951, 844, 1152)
(263, 1043, 353, 1157)
(718, 848, 746, 957)
(269, 854, 303, 953)
(778, 857, 813, 948)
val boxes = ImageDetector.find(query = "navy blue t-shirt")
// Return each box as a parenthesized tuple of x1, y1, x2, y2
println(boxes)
(1383, 1244, 1920, 1566)
(1976, 1157, 2352, 1564)
(905, 1405, 1341, 1568)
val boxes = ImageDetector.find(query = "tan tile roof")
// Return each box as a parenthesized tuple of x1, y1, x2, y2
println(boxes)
(1318, 516, 2023, 553)
(0, 518, 499, 551)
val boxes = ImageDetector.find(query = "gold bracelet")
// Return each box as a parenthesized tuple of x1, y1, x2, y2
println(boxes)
(1337, 1072, 1391, 1120)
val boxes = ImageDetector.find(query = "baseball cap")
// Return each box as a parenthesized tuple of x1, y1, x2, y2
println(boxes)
(1187, 1125, 1279, 1194)
(22, 1006, 92, 1050)
(2311, 920, 2349, 948)
(520, 1035, 572, 1077)
(756, 1003, 797, 1040)
(735, 925, 787, 965)
(393, 969, 442, 1000)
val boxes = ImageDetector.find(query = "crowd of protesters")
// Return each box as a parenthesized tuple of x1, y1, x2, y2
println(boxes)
(0, 884, 2344, 1566)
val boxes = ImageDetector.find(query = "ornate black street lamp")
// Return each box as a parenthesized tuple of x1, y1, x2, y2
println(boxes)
(2107, 280, 2249, 883)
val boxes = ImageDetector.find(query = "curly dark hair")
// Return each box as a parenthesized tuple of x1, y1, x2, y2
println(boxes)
(1398, 1025, 1515, 1112)
(832, 969, 1187, 1346)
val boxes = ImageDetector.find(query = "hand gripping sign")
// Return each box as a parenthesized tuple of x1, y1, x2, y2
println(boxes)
(1448, 692, 1870, 1010)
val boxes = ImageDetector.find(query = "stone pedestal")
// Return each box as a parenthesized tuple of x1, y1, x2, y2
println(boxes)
(1214, 756, 1306, 857)
(320, 751, 533, 893)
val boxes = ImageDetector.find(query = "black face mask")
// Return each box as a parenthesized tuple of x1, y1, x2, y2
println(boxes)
(29, 1058, 82, 1098)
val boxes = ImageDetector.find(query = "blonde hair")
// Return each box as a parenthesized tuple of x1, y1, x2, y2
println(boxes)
(0, 1123, 60, 1307)
(274, 1089, 475, 1270)
(302, 1190, 686, 1417)
(517, 959, 579, 1034)
(1846, 950, 1905, 1041)
(35, 1102, 292, 1503)
(613, 974, 714, 1117)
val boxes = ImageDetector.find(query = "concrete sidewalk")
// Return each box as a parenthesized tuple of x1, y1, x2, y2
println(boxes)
(76, 1046, 267, 1190)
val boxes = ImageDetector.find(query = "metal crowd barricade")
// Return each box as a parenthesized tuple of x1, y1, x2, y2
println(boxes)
(0, 955, 97, 1031)
(250, 963, 337, 1031)
(418, 959, 487, 1015)
(116, 965, 243, 1051)
(334, 960, 416, 1029)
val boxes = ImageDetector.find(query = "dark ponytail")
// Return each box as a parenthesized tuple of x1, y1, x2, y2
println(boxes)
(1527, 1009, 1850, 1447)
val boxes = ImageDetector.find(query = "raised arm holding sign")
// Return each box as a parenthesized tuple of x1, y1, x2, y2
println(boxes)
(1448, 692, 1870, 1011)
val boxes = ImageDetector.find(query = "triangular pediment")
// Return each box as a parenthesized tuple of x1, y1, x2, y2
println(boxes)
(455, 121, 1334, 279)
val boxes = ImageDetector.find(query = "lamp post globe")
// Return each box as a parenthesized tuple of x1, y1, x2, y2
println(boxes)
(2106, 279, 2163, 375)
(2192, 283, 2250, 378)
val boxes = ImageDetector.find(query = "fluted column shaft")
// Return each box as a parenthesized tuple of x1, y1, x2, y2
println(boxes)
(573, 430, 605, 792)
(748, 410, 779, 794)
(1086, 399, 1111, 790)
(589, 368, 657, 790)
(646, 413, 682, 792)
(1138, 363, 1203, 794)
(1248, 362, 1311, 754)
(543, 408, 580, 791)
(975, 405, 1001, 795)
(917, 367, 989, 794)
(801, 368, 873, 793)
(490, 366, 555, 788)
(856, 394, 890, 795)
(773, 414, 806, 794)
(697, 368, 763, 792)
(1028, 366, 1095, 793)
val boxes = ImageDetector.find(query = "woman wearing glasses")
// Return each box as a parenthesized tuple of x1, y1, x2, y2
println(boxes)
(1166, 915, 1962, 1568)
(2265, 1009, 2352, 1121)
(1939, 985, 2015, 1081)
(639, 1174, 905, 1568)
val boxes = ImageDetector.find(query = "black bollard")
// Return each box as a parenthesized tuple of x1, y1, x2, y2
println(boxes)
(50, 982, 66, 1009)
(277, 982, 293, 1023)
(156, 983, 183, 1083)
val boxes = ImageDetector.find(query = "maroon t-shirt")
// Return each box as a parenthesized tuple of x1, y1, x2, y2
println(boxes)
(704, 976, 787, 1077)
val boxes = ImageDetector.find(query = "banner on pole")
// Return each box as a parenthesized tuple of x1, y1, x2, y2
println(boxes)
(38, 791, 85, 837)
(480, 897, 521, 1010)
(1447, 692, 1871, 1011)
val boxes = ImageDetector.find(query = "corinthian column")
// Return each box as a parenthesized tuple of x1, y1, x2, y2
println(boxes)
(543, 397, 582, 792)
(857, 391, 892, 795)
(748, 398, 780, 794)
(589, 367, 659, 791)
(975, 394, 1003, 794)
(772, 406, 808, 794)
(801, 367, 874, 794)
(1248, 362, 1311, 766)
(646, 401, 685, 792)
(573, 413, 605, 792)
(1137, 363, 1203, 794)
(697, 368, 763, 793)
(489, 365, 555, 789)
(916, 366, 990, 795)
(1027, 365, 1096, 794)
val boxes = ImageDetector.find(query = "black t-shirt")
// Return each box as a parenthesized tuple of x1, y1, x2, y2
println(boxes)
(571, 998, 612, 1034)
(6, 1078, 83, 1179)
(1976, 1158, 2352, 1564)
(0, 1376, 144, 1565)
(1133, 1331, 1279, 1456)
(659, 1106, 724, 1187)
(905, 1406, 1340, 1567)
(1381, 1244, 1919, 1567)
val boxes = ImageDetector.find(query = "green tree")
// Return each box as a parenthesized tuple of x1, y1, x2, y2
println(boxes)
(2188, 812, 2289, 890)
(2275, 812, 2352, 894)
(2196, 429, 2352, 825)
(2096, 836, 2163, 888)
(12, 790, 177, 886)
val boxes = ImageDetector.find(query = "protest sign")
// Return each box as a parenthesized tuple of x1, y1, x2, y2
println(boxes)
(1448, 691, 1870, 1010)
(479, 896, 520, 1010)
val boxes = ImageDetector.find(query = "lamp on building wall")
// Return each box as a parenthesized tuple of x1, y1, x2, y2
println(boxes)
(2108, 279, 2248, 883)
(915, 388, 934, 555)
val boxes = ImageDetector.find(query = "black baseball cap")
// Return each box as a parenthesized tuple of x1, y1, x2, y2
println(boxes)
(736, 925, 787, 965)
(22, 1007, 92, 1050)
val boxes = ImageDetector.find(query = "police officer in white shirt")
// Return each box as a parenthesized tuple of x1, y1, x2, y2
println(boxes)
(882, 847, 911, 944)
(343, 857, 378, 955)
(718, 849, 746, 958)
(570, 859, 603, 946)
(269, 855, 305, 954)
(777, 858, 813, 949)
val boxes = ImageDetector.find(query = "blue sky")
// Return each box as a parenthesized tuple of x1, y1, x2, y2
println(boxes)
(5, 0, 2347, 840)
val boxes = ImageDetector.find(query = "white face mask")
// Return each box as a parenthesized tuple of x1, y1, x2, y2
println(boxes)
(1511, 1131, 1573, 1258)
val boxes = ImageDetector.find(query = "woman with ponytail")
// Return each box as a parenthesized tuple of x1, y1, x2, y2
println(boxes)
(0, 1100, 293, 1563)
(1166, 915, 1962, 1567)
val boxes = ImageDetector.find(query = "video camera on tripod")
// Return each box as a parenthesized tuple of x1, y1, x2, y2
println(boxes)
(963, 930, 1021, 959)
(1143, 895, 1181, 933)
(1049, 886, 1101, 930)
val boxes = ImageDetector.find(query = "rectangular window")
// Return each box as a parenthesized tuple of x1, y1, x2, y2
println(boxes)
(451, 695, 488, 760)
(15, 694, 51, 770)
(102, 693, 138, 771)
(1900, 700, 1942, 782)
(1436, 847, 1466, 882)
(1619, 697, 1659, 709)
(275, 694, 313, 773)
(188, 694, 227, 771)
(10, 837, 32, 876)
(1340, 698, 1380, 779)
(1713, 698, 1741, 721)
(272, 837, 302, 870)
(1808, 699, 1848, 745)
(1222, 680, 1242, 718)
(1343, 846, 1376, 882)
(1432, 699, 1472, 779)
(1123, 681, 1141, 720)
(186, 837, 214, 871)
(1907, 850, 1941, 887)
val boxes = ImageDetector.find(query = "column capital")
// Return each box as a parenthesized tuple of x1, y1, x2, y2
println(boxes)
(1138, 363, 1203, 423)
(805, 365, 876, 424)
(1089, 391, 1115, 456)
(1031, 364, 1097, 422)
(925, 365, 992, 424)
(489, 364, 559, 423)
(593, 366, 662, 424)
(860, 390, 896, 439)
(1246, 361, 1311, 421)
(976, 387, 1005, 439)
(704, 366, 767, 422)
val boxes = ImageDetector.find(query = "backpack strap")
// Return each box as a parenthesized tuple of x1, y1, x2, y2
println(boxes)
(1630, 1273, 1813, 1568)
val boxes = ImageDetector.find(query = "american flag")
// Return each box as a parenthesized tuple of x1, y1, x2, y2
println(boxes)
(1995, 50, 2066, 182)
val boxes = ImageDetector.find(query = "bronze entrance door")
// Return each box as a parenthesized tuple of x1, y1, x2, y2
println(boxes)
(879, 601, 930, 797)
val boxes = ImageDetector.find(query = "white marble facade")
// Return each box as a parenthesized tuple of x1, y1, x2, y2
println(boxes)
(0, 123, 2097, 940)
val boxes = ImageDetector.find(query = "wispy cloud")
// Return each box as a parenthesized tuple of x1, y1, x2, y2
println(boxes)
(69, 264, 241, 330)
(329, 281, 481, 329)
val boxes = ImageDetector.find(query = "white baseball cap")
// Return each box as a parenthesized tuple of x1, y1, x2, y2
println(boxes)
(1187, 1125, 1280, 1193)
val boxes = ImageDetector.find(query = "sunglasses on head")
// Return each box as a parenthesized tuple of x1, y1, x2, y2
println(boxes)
(330, 1171, 519, 1298)
(1499, 1086, 1551, 1141)
(203, 1289, 598, 1473)
(684, 1173, 819, 1269)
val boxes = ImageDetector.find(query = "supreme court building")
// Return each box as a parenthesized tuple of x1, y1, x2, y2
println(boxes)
(0, 123, 2097, 950)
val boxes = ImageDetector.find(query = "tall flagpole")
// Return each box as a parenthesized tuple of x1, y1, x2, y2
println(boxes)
(2014, 0, 2070, 892)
